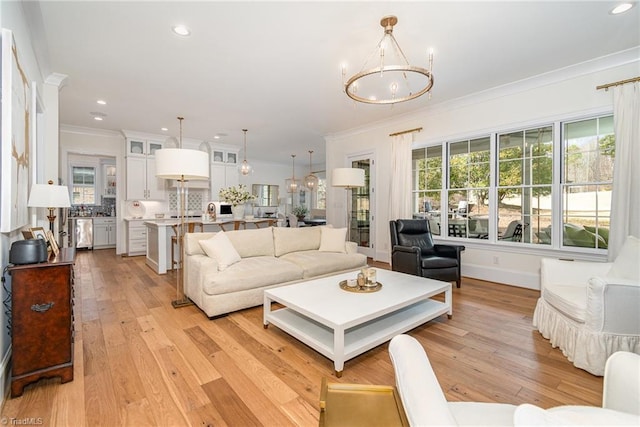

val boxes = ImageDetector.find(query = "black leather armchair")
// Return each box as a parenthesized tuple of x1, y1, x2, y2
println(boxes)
(390, 219, 465, 288)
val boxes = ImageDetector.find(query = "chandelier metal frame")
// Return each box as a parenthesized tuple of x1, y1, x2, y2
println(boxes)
(343, 15, 434, 105)
(303, 150, 318, 191)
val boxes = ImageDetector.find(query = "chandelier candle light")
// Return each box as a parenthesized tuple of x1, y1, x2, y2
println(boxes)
(239, 129, 252, 176)
(342, 15, 434, 105)
(303, 150, 319, 191)
(155, 117, 209, 308)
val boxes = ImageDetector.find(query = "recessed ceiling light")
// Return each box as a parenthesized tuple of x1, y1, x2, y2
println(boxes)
(161, 127, 168, 131)
(96, 99, 106, 105)
(213, 135, 221, 139)
(611, 3, 634, 14)
(172, 25, 191, 36)
(90, 111, 106, 121)
(94, 117, 103, 121)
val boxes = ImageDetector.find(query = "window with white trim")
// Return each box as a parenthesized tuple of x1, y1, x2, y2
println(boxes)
(411, 113, 614, 252)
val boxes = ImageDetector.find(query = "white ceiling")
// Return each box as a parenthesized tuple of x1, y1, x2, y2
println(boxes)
(29, 1, 639, 165)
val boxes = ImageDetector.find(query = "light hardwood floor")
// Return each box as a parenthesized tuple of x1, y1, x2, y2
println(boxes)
(1, 250, 603, 426)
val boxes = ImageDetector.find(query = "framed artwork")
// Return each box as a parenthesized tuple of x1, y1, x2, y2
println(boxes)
(46, 230, 59, 257)
(30, 227, 47, 243)
(1, 29, 32, 232)
(21, 230, 34, 239)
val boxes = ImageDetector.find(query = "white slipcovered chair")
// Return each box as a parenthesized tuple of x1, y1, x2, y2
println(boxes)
(388, 334, 640, 426)
(533, 235, 640, 375)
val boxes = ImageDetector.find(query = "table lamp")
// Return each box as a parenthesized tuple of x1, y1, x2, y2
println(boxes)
(27, 180, 71, 233)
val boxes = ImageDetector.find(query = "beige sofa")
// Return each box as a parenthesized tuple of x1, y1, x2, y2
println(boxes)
(184, 226, 367, 317)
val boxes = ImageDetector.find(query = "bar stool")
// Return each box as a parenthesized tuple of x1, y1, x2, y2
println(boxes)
(171, 221, 203, 270)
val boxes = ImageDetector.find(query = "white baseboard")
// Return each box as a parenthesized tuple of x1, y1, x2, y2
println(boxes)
(463, 263, 540, 290)
(0, 345, 11, 407)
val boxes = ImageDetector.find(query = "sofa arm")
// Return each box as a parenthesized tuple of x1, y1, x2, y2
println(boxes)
(434, 244, 465, 259)
(389, 335, 457, 426)
(345, 241, 358, 254)
(603, 351, 640, 415)
(391, 245, 421, 276)
(586, 276, 640, 333)
(541, 258, 612, 290)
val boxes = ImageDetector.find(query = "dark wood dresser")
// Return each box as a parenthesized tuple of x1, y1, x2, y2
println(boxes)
(8, 248, 76, 397)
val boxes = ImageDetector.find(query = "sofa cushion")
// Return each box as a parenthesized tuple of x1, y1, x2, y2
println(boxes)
(273, 226, 321, 256)
(199, 232, 241, 271)
(225, 227, 275, 258)
(319, 227, 347, 253)
(280, 250, 366, 278)
(185, 232, 217, 256)
(202, 257, 303, 295)
(607, 235, 640, 281)
(542, 284, 586, 323)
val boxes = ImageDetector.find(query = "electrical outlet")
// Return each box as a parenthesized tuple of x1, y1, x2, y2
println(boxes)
(493, 256, 499, 265)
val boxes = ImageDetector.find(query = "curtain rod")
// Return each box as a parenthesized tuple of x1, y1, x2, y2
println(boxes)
(596, 76, 640, 91)
(389, 127, 423, 137)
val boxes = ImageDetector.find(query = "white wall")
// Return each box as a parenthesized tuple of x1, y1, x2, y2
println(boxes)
(326, 50, 639, 289)
(0, 0, 55, 405)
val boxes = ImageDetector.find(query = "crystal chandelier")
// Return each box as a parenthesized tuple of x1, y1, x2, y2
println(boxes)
(342, 15, 434, 105)
(303, 150, 319, 190)
(239, 129, 253, 176)
(285, 154, 298, 193)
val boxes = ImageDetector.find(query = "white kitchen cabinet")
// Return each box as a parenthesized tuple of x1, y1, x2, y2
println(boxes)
(210, 145, 239, 200)
(125, 219, 147, 256)
(125, 138, 165, 200)
(103, 163, 116, 198)
(93, 217, 117, 249)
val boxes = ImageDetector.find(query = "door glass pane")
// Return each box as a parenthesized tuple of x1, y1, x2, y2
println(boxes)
(350, 159, 370, 247)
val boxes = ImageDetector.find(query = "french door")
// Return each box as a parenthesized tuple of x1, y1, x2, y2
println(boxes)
(348, 153, 375, 258)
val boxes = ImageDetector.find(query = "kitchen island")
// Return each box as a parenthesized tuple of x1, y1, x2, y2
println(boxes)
(145, 218, 277, 274)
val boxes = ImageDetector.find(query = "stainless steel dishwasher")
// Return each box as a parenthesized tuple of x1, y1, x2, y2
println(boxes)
(70, 218, 93, 249)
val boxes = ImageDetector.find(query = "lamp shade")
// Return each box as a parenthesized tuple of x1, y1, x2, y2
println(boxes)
(28, 184, 71, 208)
(332, 168, 365, 188)
(155, 148, 209, 180)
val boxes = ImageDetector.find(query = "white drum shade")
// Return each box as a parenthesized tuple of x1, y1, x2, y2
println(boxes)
(332, 168, 365, 188)
(155, 148, 209, 180)
(28, 183, 71, 208)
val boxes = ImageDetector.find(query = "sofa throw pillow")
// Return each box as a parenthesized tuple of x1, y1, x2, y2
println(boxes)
(319, 227, 347, 253)
(607, 235, 640, 281)
(199, 232, 241, 271)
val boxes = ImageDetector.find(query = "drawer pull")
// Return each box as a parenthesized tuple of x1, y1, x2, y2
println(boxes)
(31, 302, 55, 313)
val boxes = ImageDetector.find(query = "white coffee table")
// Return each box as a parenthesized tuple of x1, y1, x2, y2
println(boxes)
(263, 269, 452, 377)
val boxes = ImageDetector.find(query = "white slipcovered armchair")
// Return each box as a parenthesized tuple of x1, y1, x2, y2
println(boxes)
(389, 334, 640, 426)
(533, 236, 640, 375)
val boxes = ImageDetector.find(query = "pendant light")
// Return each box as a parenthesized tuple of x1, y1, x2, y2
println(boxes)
(303, 150, 319, 190)
(285, 154, 298, 193)
(239, 129, 253, 175)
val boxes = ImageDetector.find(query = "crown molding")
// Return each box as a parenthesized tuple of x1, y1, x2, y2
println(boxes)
(60, 124, 123, 138)
(44, 72, 68, 88)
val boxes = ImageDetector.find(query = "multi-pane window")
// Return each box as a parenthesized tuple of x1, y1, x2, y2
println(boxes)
(411, 113, 613, 252)
(448, 137, 490, 238)
(413, 146, 443, 235)
(71, 166, 96, 205)
(562, 116, 614, 249)
(497, 126, 553, 244)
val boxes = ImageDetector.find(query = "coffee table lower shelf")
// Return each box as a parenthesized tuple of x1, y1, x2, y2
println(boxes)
(264, 298, 449, 376)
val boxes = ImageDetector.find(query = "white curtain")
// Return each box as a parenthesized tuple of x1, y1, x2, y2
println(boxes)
(389, 133, 413, 220)
(608, 81, 640, 260)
